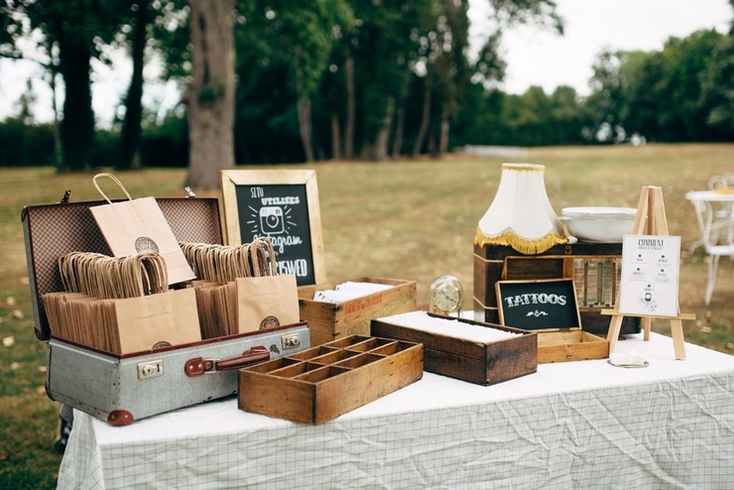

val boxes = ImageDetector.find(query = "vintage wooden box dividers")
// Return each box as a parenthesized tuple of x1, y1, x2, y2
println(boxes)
(298, 277, 416, 346)
(473, 242, 640, 336)
(22, 196, 310, 425)
(495, 278, 609, 363)
(371, 311, 537, 386)
(238, 335, 423, 424)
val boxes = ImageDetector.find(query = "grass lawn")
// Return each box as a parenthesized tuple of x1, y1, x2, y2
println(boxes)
(1, 143, 733, 488)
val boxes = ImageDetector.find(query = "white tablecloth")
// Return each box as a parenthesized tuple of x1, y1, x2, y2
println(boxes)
(57, 332, 734, 489)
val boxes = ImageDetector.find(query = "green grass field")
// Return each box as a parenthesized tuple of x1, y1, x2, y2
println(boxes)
(1, 143, 733, 488)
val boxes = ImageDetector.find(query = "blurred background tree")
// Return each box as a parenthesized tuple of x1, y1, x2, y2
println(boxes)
(1, 0, 733, 182)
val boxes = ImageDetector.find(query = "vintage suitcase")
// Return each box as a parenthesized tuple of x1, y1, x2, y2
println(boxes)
(22, 195, 310, 425)
(371, 311, 537, 386)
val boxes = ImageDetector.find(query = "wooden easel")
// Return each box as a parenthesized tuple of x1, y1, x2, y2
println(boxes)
(602, 185, 694, 360)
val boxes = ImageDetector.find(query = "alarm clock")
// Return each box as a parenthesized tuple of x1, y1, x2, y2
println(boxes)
(429, 275, 464, 316)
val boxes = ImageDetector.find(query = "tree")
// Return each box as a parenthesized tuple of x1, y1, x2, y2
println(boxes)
(119, 0, 151, 170)
(237, 1, 353, 163)
(348, 0, 435, 161)
(586, 49, 629, 143)
(185, 0, 236, 190)
(8, 1, 127, 171)
(701, 32, 734, 133)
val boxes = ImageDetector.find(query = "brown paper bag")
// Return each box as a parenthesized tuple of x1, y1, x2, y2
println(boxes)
(113, 288, 201, 353)
(43, 287, 201, 354)
(90, 173, 195, 285)
(236, 274, 300, 333)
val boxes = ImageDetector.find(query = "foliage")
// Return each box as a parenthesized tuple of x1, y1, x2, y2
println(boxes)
(589, 29, 734, 143)
(2, 1, 734, 166)
(0, 118, 57, 167)
(5, 0, 131, 171)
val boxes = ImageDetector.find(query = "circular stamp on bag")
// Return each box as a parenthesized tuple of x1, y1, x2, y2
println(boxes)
(135, 236, 160, 253)
(152, 341, 172, 349)
(259, 316, 281, 330)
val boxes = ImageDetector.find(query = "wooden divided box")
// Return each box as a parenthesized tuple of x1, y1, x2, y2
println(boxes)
(298, 277, 416, 346)
(371, 311, 537, 386)
(238, 335, 423, 424)
(495, 278, 609, 363)
(474, 242, 640, 336)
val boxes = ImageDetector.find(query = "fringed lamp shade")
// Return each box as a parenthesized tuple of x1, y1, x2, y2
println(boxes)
(475, 163, 567, 254)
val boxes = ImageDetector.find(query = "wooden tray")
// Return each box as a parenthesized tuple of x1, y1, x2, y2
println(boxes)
(238, 335, 423, 424)
(495, 278, 609, 363)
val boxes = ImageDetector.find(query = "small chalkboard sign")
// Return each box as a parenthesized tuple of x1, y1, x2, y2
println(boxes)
(495, 279, 581, 331)
(220, 169, 326, 286)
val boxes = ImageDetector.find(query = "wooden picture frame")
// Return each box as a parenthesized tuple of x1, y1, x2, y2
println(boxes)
(495, 278, 581, 331)
(220, 169, 326, 286)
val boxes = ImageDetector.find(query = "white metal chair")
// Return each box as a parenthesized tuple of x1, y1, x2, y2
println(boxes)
(693, 196, 734, 305)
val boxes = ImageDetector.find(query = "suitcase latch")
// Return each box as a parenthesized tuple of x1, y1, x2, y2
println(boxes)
(137, 360, 164, 380)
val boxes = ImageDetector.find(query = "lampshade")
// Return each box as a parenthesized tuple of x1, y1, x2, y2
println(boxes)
(475, 163, 567, 254)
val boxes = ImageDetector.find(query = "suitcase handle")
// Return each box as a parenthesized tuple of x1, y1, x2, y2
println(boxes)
(185, 346, 270, 377)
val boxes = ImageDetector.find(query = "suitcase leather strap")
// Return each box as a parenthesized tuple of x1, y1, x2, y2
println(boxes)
(184, 346, 270, 377)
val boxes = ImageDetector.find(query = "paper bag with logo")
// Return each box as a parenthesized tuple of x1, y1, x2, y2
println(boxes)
(236, 238, 299, 333)
(89, 173, 195, 285)
(46, 250, 202, 354)
(112, 288, 201, 352)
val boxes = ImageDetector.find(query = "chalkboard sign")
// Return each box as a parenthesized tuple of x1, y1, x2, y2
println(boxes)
(220, 170, 326, 286)
(495, 279, 581, 331)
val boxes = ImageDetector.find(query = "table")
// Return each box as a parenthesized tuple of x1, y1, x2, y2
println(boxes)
(684, 189, 734, 253)
(685, 190, 734, 304)
(57, 332, 734, 490)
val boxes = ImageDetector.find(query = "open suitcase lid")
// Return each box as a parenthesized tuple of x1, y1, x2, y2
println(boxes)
(21, 196, 222, 341)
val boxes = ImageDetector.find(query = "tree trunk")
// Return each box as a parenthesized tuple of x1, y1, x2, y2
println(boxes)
(48, 51, 62, 169)
(120, 0, 149, 170)
(294, 44, 315, 162)
(331, 112, 341, 160)
(186, 0, 235, 191)
(296, 96, 315, 162)
(374, 96, 394, 162)
(344, 50, 355, 160)
(391, 104, 405, 159)
(412, 75, 432, 157)
(438, 111, 450, 157)
(57, 36, 94, 171)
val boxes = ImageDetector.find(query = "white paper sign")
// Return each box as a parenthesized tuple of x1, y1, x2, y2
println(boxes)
(618, 234, 681, 317)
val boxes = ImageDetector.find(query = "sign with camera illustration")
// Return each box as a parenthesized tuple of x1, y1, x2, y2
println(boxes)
(220, 170, 326, 286)
(617, 234, 680, 317)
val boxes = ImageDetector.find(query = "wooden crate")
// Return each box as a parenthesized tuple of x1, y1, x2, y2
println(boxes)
(238, 335, 423, 424)
(298, 277, 416, 346)
(535, 329, 609, 364)
(473, 242, 640, 336)
(495, 278, 609, 363)
(371, 311, 537, 386)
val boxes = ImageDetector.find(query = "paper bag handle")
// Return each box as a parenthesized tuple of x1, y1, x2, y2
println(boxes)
(93, 173, 133, 204)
